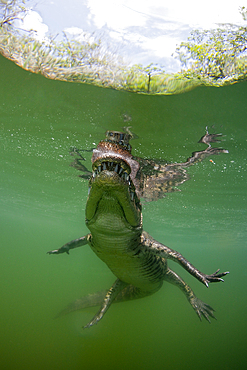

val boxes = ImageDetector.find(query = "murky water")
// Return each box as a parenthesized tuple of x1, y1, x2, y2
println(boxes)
(1, 54, 246, 370)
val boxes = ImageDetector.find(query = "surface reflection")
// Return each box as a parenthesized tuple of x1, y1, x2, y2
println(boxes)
(0, 1, 246, 93)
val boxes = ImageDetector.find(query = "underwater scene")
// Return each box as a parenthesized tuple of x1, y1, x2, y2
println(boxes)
(1, 53, 247, 369)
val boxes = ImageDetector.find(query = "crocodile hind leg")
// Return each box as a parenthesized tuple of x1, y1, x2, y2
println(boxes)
(164, 268, 216, 322)
(84, 279, 128, 329)
(83, 280, 157, 328)
(55, 282, 155, 323)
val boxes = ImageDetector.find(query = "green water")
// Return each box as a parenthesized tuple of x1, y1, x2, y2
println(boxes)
(1, 54, 246, 370)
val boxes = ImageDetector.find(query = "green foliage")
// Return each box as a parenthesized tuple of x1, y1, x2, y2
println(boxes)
(174, 14, 247, 85)
(239, 6, 247, 20)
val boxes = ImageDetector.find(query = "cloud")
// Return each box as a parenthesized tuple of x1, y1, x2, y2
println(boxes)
(87, 0, 146, 29)
(64, 27, 84, 35)
(20, 9, 49, 41)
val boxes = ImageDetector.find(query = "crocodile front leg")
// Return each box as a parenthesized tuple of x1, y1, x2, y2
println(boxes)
(165, 268, 216, 322)
(141, 232, 229, 287)
(84, 279, 128, 329)
(177, 132, 229, 167)
(47, 234, 90, 255)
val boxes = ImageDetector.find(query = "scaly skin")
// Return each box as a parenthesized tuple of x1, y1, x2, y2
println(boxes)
(48, 130, 229, 328)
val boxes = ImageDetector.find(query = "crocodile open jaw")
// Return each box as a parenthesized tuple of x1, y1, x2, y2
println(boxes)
(86, 157, 142, 229)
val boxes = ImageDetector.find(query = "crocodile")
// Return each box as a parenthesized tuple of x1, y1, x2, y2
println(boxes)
(48, 129, 229, 329)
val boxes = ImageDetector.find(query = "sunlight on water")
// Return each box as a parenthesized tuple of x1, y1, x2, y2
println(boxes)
(1, 54, 247, 370)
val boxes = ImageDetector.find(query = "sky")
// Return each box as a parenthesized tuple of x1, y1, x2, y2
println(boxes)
(18, 0, 246, 72)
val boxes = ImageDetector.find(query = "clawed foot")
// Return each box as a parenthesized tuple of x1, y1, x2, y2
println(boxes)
(199, 133, 224, 145)
(83, 312, 103, 329)
(198, 133, 229, 155)
(83, 320, 96, 330)
(191, 297, 216, 323)
(47, 245, 70, 255)
(202, 269, 229, 287)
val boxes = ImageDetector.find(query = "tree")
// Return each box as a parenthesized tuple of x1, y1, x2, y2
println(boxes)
(0, 0, 26, 29)
(174, 7, 247, 85)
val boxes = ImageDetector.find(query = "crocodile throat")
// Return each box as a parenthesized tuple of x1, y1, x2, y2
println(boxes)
(86, 157, 142, 230)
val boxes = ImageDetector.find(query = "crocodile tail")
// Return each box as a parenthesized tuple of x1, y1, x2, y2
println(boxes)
(55, 285, 153, 318)
(54, 290, 108, 318)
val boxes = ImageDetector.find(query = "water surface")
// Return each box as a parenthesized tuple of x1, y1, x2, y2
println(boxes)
(1, 54, 246, 370)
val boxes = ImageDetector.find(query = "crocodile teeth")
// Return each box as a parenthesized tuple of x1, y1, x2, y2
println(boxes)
(119, 167, 123, 175)
(114, 164, 119, 172)
(98, 165, 102, 172)
(103, 162, 107, 171)
(93, 171, 97, 178)
(130, 191, 134, 201)
(123, 172, 128, 180)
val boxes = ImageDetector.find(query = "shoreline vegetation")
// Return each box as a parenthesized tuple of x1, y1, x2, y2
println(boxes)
(1, 1, 246, 95)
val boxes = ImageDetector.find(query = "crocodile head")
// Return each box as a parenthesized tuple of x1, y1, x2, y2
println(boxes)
(85, 131, 142, 233)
